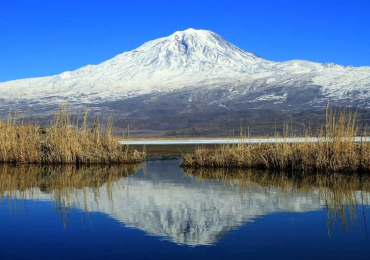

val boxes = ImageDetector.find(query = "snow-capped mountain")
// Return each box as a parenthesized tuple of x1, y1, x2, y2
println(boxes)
(0, 28, 275, 102)
(1, 29, 370, 132)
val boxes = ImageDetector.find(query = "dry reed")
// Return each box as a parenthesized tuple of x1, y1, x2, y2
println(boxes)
(0, 105, 145, 164)
(183, 108, 370, 173)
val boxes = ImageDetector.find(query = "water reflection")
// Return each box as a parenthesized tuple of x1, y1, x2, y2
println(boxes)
(0, 164, 139, 227)
(1, 160, 370, 246)
(185, 167, 370, 239)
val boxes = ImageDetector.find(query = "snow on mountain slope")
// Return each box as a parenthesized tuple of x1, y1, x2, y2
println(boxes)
(0, 28, 370, 108)
(0, 29, 275, 102)
(270, 60, 370, 102)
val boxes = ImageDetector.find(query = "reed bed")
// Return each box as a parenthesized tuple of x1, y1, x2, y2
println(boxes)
(0, 105, 145, 164)
(183, 108, 370, 173)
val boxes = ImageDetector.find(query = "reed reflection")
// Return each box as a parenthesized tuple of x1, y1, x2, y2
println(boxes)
(1, 161, 369, 245)
(0, 164, 140, 226)
(185, 167, 370, 237)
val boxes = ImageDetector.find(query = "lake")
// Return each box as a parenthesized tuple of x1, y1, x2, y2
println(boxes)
(1, 160, 370, 259)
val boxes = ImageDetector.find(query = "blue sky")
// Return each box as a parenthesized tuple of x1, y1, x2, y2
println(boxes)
(0, 0, 369, 82)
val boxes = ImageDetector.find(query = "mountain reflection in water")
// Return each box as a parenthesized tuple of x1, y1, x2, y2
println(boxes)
(1, 160, 370, 246)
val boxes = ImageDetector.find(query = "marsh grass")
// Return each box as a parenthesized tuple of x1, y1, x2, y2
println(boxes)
(183, 108, 370, 173)
(0, 105, 145, 164)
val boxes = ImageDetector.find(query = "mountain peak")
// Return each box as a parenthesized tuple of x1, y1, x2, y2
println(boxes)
(131, 28, 265, 69)
(172, 28, 214, 36)
(168, 28, 227, 47)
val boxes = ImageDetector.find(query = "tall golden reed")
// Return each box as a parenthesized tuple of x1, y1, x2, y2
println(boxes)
(0, 105, 145, 164)
(183, 108, 370, 173)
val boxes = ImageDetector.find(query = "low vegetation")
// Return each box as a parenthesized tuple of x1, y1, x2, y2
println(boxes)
(0, 105, 145, 164)
(183, 108, 370, 173)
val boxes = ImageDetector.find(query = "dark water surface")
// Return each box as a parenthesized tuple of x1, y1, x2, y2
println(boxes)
(1, 160, 370, 259)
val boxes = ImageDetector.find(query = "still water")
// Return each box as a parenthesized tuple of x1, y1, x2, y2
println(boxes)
(1, 160, 370, 259)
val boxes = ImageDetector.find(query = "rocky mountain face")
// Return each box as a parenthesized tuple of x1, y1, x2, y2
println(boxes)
(1, 29, 369, 135)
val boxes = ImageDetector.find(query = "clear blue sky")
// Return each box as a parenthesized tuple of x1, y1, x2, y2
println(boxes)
(1, 0, 369, 82)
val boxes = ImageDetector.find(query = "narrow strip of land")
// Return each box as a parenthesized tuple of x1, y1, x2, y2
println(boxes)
(120, 137, 370, 145)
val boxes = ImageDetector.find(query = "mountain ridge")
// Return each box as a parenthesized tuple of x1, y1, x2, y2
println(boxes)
(1, 28, 370, 134)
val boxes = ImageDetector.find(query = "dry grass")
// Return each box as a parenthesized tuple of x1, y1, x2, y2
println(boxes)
(0, 105, 146, 164)
(183, 108, 370, 173)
